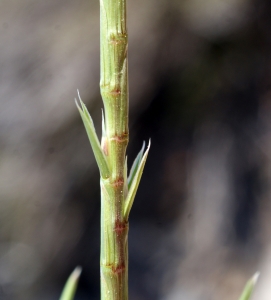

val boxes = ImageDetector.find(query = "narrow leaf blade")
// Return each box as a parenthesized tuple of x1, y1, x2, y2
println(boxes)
(238, 272, 260, 300)
(124, 140, 150, 220)
(128, 142, 145, 190)
(59, 266, 82, 300)
(75, 91, 110, 179)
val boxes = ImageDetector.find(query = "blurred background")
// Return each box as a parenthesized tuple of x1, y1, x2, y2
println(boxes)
(0, 0, 271, 299)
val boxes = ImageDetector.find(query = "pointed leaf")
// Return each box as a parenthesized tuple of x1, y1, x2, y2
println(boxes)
(124, 140, 150, 220)
(75, 90, 110, 179)
(128, 142, 145, 190)
(59, 266, 82, 300)
(238, 272, 260, 300)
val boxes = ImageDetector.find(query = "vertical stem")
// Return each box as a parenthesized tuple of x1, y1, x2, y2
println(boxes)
(100, 0, 129, 299)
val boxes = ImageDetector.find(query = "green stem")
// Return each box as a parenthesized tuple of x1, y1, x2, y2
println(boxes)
(77, 0, 149, 298)
(100, 0, 129, 299)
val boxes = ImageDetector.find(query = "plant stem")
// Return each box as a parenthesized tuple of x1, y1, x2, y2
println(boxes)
(100, 0, 129, 299)
(77, 0, 149, 298)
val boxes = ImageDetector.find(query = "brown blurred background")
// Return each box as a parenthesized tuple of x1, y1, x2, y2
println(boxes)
(0, 0, 271, 299)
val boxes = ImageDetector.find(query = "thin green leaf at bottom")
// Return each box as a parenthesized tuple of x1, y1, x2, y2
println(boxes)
(59, 266, 82, 300)
(238, 272, 260, 300)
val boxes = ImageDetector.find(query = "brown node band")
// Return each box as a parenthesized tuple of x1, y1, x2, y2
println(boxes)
(109, 89, 121, 97)
(111, 177, 124, 187)
(109, 33, 127, 46)
(110, 133, 128, 143)
(112, 264, 125, 274)
(104, 263, 126, 275)
(114, 220, 128, 233)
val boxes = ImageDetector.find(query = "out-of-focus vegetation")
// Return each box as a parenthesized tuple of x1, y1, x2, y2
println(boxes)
(0, 0, 271, 299)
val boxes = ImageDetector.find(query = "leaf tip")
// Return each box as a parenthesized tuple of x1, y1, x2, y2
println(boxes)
(72, 266, 82, 281)
(252, 272, 260, 285)
(59, 266, 82, 300)
(147, 139, 151, 151)
(77, 89, 82, 102)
